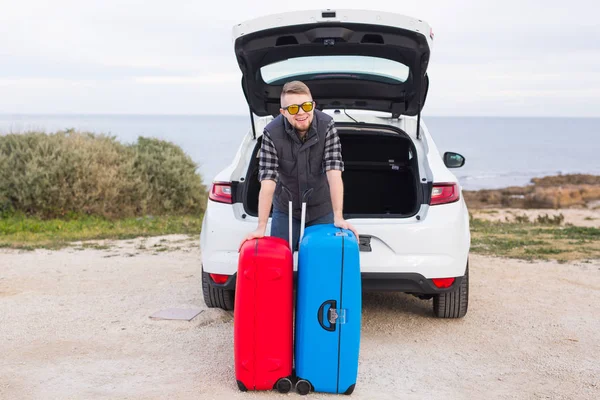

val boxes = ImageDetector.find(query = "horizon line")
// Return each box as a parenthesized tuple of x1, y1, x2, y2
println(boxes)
(1, 112, 600, 119)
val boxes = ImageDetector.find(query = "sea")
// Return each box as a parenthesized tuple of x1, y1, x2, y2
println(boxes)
(1, 114, 599, 191)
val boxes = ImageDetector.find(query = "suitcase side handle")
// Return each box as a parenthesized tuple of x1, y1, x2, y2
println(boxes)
(317, 300, 337, 332)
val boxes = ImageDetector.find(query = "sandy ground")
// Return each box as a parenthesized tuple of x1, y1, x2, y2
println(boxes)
(1, 235, 599, 400)
(470, 208, 600, 228)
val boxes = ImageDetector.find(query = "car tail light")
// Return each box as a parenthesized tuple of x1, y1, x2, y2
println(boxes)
(430, 183, 459, 205)
(431, 277, 455, 288)
(209, 182, 232, 204)
(210, 274, 229, 284)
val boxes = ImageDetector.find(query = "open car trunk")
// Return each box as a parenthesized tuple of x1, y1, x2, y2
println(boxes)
(243, 123, 422, 218)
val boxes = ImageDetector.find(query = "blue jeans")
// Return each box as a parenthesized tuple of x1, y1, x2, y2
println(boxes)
(270, 208, 334, 251)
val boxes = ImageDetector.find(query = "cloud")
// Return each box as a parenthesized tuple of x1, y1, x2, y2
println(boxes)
(0, 0, 598, 116)
(133, 73, 241, 85)
(0, 78, 96, 88)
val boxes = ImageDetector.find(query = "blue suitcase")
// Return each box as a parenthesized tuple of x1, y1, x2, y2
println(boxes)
(294, 223, 362, 395)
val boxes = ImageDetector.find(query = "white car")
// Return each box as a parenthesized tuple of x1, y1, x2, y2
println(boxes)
(200, 9, 470, 318)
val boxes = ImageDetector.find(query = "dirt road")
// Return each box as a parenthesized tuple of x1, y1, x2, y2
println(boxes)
(1, 235, 599, 399)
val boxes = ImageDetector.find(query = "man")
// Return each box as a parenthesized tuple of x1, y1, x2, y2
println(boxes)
(242, 80, 358, 248)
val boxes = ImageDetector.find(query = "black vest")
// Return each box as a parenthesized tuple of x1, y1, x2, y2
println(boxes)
(265, 110, 333, 222)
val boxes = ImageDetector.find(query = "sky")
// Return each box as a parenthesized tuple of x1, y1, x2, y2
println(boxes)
(0, 0, 598, 117)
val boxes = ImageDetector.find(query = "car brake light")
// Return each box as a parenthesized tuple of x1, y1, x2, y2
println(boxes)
(431, 277, 455, 288)
(209, 182, 232, 204)
(210, 274, 229, 284)
(430, 183, 459, 205)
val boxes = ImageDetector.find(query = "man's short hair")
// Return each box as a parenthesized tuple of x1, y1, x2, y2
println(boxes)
(280, 81, 312, 103)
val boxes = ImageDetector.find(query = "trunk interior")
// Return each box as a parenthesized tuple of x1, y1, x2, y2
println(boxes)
(243, 123, 421, 218)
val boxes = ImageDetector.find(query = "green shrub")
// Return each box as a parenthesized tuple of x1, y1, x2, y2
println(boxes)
(132, 137, 207, 216)
(0, 130, 207, 219)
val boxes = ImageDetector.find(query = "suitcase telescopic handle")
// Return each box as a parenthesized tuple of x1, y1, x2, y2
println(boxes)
(299, 188, 314, 245)
(280, 185, 293, 203)
(280, 186, 293, 250)
(317, 300, 337, 332)
(301, 188, 314, 203)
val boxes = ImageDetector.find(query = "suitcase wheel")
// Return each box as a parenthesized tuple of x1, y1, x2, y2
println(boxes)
(274, 377, 292, 393)
(344, 383, 356, 395)
(295, 379, 311, 395)
(236, 380, 247, 392)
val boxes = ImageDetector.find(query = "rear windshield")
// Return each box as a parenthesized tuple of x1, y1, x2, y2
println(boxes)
(260, 55, 410, 84)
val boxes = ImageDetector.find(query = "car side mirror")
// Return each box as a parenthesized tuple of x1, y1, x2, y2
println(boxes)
(443, 152, 465, 168)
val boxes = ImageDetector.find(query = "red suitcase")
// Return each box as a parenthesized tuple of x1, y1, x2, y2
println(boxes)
(234, 236, 293, 393)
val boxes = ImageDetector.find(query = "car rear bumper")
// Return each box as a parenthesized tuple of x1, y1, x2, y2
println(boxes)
(361, 272, 464, 293)
(204, 270, 464, 294)
(201, 199, 470, 280)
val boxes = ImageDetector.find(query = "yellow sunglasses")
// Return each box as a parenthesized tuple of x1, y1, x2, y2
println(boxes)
(282, 101, 315, 115)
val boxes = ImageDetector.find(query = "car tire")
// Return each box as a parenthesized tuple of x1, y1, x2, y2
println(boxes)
(433, 261, 469, 318)
(202, 267, 235, 311)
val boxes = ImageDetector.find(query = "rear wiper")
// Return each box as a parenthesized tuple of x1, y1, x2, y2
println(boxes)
(311, 73, 361, 80)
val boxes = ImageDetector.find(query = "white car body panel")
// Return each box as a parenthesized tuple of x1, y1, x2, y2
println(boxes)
(200, 112, 470, 281)
(232, 9, 433, 50)
(201, 10, 469, 288)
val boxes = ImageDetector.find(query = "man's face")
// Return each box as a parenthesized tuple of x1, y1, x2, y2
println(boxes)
(280, 93, 315, 134)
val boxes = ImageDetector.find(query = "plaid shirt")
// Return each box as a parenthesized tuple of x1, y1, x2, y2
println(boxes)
(258, 119, 344, 182)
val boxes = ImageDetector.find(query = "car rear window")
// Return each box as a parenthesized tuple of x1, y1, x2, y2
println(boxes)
(260, 55, 410, 84)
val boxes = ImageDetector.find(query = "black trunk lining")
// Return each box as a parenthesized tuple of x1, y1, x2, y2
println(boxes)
(244, 128, 420, 217)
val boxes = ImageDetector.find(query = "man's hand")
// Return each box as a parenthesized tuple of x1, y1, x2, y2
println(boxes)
(239, 225, 266, 250)
(334, 215, 359, 241)
(326, 170, 358, 240)
(240, 179, 276, 250)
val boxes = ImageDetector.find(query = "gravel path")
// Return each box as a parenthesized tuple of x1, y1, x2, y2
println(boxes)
(1, 236, 599, 399)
